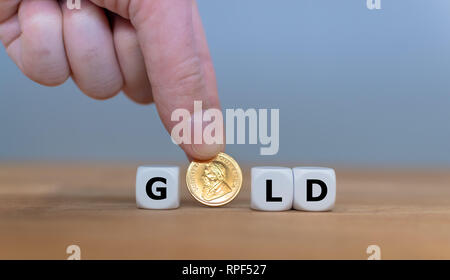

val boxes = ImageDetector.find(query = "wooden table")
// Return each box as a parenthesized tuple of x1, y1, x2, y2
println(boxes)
(0, 163, 449, 259)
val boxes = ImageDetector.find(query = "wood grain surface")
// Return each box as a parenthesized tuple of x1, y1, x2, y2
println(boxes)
(0, 163, 449, 259)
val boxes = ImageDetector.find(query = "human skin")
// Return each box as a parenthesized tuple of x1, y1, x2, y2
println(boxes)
(0, 0, 224, 160)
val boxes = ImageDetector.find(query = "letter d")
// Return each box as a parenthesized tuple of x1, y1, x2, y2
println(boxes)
(306, 179, 328, 201)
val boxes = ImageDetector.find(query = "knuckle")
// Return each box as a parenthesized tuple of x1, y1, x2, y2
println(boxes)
(23, 51, 70, 86)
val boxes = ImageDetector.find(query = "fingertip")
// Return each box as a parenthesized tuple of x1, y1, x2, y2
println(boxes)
(75, 78, 122, 100)
(124, 92, 154, 105)
(24, 63, 70, 87)
(185, 142, 225, 161)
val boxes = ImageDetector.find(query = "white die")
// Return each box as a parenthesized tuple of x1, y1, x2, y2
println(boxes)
(251, 167, 293, 211)
(293, 167, 336, 211)
(136, 166, 180, 209)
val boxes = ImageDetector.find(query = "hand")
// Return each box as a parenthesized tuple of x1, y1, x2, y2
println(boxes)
(0, 0, 224, 160)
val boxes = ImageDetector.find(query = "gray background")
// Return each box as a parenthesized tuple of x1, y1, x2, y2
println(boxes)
(1, 0, 450, 166)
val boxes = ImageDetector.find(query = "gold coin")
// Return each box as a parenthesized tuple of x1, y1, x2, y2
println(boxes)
(186, 152, 243, 207)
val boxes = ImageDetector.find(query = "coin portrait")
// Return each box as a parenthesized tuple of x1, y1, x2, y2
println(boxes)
(201, 161, 232, 201)
(186, 153, 243, 207)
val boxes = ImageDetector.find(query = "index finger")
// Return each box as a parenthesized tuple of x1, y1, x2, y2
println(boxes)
(91, 0, 224, 160)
